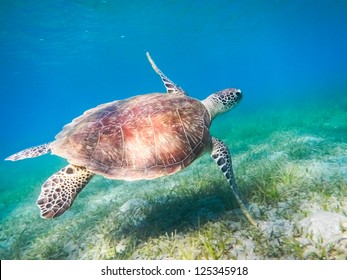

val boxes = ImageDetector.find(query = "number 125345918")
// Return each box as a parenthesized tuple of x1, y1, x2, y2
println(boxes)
(194, 266, 248, 276)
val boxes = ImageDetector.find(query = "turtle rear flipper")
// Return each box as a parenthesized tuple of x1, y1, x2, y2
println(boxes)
(37, 164, 94, 218)
(5, 143, 52, 161)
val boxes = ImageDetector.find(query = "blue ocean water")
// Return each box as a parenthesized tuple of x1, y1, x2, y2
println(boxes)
(0, 0, 347, 259)
(1, 0, 346, 157)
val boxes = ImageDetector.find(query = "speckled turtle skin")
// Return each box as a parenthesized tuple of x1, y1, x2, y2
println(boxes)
(51, 93, 211, 180)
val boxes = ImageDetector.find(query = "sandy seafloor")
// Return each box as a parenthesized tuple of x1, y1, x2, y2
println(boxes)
(0, 1, 347, 259)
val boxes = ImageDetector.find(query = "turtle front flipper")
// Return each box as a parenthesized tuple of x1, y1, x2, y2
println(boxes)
(5, 143, 52, 161)
(210, 137, 257, 227)
(146, 52, 187, 95)
(37, 164, 94, 218)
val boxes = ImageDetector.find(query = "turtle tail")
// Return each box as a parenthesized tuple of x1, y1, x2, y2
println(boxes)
(5, 143, 52, 161)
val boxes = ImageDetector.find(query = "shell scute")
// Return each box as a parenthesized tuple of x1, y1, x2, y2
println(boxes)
(51, 93, 211, 180)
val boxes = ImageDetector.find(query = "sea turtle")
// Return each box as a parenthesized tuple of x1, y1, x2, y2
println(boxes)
(6, 53, 256, 226)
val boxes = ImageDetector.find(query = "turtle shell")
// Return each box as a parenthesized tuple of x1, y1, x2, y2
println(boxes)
(50, 93, 211, 180)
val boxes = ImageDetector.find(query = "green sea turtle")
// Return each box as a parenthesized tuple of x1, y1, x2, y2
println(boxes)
(6, 53, 256, 226)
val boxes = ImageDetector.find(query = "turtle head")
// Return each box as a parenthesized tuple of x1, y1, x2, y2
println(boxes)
(202, 88, 242, 120)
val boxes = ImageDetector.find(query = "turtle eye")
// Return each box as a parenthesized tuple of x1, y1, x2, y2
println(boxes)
(235, 90, 241, 97)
